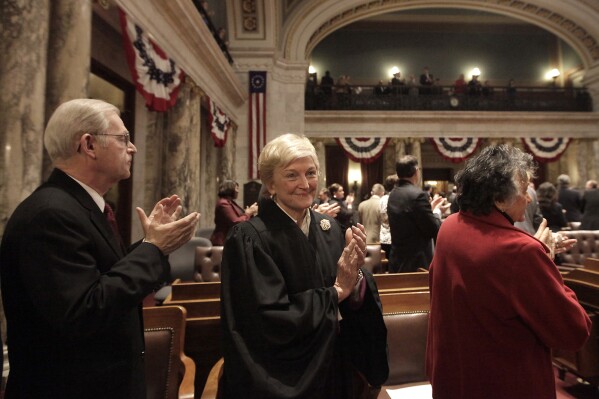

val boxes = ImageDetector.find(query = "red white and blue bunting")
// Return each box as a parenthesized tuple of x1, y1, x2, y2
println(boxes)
(207, 96, 230, 147)
(336, 137, 390, 164)
(119, 10, 185, 112)
(430, 137, 482, 163)
(521, 138, 571, 162)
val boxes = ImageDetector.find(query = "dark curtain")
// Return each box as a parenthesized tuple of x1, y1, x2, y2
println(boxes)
(325, 145, 349, 195)
(360, 158, 384, 201)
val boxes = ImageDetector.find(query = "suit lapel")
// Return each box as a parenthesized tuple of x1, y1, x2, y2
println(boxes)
(46, 169, 125, 257)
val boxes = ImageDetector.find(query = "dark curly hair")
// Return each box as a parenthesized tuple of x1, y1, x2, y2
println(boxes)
(218, 180, 238, 198)
(536, 182, 558, 211)
(455, 145, 535, 215)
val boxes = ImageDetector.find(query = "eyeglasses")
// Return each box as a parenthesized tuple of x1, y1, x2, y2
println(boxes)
(92, 132, 131, 146)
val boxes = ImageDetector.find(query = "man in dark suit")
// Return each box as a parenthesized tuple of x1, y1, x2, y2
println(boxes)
(581, 180, 599, 230)
(557, 174, 582, 222)
(328, 182, 354, 231)
(387, 155, 444, 273)
(0, 99, 200, 398)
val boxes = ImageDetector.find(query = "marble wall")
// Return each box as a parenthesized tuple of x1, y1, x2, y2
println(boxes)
(0, 1, 50, 236)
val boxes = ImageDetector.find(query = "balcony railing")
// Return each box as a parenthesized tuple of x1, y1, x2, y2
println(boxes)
(305, 84, 593, 112)
(191, 0, 234, 64)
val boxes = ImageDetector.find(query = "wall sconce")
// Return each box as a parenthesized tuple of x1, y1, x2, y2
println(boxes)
(471, 67, 481, 77)
(348, 161, 362, 195)
(389, 66, 400, 78)
(548, 68, 560, 86)
(308, 65, 316, 74)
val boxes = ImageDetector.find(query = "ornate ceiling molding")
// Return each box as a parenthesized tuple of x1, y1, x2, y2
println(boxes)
(284, 0, 599, 67)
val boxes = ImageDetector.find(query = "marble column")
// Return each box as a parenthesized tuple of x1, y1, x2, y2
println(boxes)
(0, 0, 51, 368)
(0, 0, 51, 235)
(143, 111, 166, 212)
(576, 138, 598, 186)
(43, 0, 91, 179)
(163, 80, 202, 216)
(593, 140, 599, 182)
(220, 123, 236, 181)
(394, 138, 406, 163)
(314, 139, 326, 190)
(411, 138, 423, 168)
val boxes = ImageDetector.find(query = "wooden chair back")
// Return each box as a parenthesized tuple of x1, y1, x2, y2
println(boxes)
(143, 306, 196, 399)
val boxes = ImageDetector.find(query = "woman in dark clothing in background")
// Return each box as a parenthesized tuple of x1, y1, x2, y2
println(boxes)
(537, 182, 568, 232)
(210, 180, 258, 245)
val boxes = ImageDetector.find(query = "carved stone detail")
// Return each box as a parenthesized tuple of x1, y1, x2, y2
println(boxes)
(241, 0, 258, 32)
(305, 1, 599, 61)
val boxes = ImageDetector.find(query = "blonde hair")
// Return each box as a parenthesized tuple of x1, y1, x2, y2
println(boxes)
(258, 133, 319, 186)
(44, 99, 120, 162)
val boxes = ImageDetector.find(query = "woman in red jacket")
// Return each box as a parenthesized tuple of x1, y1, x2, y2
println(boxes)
(426, 145, 591, 399)
(210, 180, 258, 245)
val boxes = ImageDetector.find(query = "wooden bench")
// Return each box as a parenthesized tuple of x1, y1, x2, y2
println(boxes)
(166, 271, 430, 303)
(163, 282, 222, 395)
(374, 272, 429, 295)
(164, 273, 431, 396)
(553, 266, 599, 386)
(199, 290, 431, 399)
(168, 279, 220, 301)
(582, 257, 599, 272)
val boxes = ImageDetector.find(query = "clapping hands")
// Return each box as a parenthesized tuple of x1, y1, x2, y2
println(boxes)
(136, 195, 200, 255)
(334, 224, 367, 302)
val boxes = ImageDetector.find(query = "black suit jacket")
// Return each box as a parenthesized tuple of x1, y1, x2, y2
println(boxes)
(0, 169, 169, 398)
(387, 179, 441, 273)
(329, 197, 353, 231)
(581, 189, 599, 229)
(558, 186, 582, 222)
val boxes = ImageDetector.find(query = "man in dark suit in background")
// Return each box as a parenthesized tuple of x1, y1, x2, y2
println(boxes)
(581, 179, 599, 230)
(557, 174, 582, 223)
(387, 155, 444, 273)
(0, 99, 200, 398)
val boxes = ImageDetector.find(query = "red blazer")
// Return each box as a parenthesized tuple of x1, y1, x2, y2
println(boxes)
(210, 198, 250, 245)
(426, 209, 591, 399)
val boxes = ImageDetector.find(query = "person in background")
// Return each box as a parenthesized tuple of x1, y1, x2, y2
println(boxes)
(557, 174, 582, 223)
(0, 99, 200, 398)
(514, 185, 544, 235)
(537, 182, 568, 232)
(379, 174, 399, 262)
(328, 183, 354, 231)
(358, 183, 385, 244)
(220, 133, 388, 398)
(557, 174, 582, 222)
(580, 179, 599, 230)
(387, 155, 444, 273)
(453, 73, 467, 96)
(210, 180, 258, 246)
(467, 74, 482, 96)
(374, 80, 390, 96)
(316, 187, 330, 204)
(426, 144, 590, 399)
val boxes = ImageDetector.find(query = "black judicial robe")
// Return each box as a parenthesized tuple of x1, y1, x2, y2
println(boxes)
(220, 198, 388, 399)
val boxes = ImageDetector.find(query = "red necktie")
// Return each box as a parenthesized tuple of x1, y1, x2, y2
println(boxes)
(104, 203, 121, 241)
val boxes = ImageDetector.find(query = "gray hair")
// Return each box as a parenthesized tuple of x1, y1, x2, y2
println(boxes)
(372, 183, 385, 196)
(455, 144, 536, 215)
(258, 133, 319, 187)
(44, 99, 120, 162)
(557, 174, 570, 186)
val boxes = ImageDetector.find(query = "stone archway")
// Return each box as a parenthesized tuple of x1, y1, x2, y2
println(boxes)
(281, 0, 599, 71)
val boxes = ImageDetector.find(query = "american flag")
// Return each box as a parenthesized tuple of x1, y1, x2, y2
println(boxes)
(249, 71, 267, 180)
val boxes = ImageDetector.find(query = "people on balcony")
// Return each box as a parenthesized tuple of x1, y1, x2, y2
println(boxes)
(453, 73, 467, 96)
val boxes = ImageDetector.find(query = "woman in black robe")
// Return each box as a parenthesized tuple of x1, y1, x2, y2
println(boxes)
(220, 134, 388, 398)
